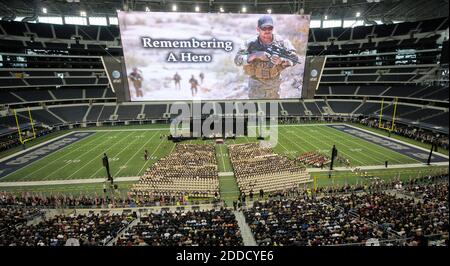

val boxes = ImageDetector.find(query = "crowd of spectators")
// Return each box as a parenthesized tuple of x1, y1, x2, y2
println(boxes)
(116, 208, 243, 246)
(244, 197, 388, 246)
(245, 173, 449, 246)
(129, 144, 219, 200)
(343, 193, 447, 239)
(0, 212, 137, 246)
(228, 143, 311, 194)
(0, 206, 42, 231)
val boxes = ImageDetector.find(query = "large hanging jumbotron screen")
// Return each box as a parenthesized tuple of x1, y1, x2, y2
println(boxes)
(118, 12, 310, 101)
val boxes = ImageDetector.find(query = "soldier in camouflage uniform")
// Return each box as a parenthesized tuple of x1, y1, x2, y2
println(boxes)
(234, 15, 299, 99)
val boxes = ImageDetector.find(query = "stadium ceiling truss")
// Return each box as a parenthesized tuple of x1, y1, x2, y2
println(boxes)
(0, 0, 448, 22)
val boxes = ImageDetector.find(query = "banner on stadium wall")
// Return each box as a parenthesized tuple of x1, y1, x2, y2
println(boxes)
(101, 56, 130, 102)
(118, 11, 310, 101)
(301, 56, 327, 99)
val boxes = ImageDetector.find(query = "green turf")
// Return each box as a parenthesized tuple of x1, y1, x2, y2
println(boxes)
(273, 125, 418, 167)
(215, 144, 233, 172)
(0, 124, 443, 184)
(1, 130, 175, 182)
(219, 176, 240, 205)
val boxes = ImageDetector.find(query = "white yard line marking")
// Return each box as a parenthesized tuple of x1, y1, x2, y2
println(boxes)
(137, 137, 168, 176)
(88, 132, 152, 178)
(286, 127, 366, 165)
(316, 126, 412, 164)
(14, 133, 101, 181)
(62, 131, 134, 180)
(114, 131, 161, 177)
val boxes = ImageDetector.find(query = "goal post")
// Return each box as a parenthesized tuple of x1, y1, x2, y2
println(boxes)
(14, 107, 37, 144)
(378, 97, 398, 132)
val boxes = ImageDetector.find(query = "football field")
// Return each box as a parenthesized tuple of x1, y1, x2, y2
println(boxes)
(0, 124, 445, 183)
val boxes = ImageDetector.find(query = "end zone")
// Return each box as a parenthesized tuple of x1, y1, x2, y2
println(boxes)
(0, 132, 96, 179)
(329, 124, 448, 163)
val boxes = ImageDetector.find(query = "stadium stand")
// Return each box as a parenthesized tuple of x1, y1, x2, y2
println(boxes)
(282, 102, 306, 116)
(49, 105, 89, 123)
(116, 209, 243, 246)
(143, 104, 167, 119)
(328, 101, 361, 114)
(0, 211, 137, 246)
(85, 105, 104, 122)
(116, 105, 142, 120)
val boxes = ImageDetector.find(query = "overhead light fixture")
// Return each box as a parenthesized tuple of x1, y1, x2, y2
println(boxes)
(172, 4, 177, 11)
(80, 11, 86, 17)
(42, 7, 47, 14)
(356, 12, 361, 17)
(219, 6, 224, 13)
(242, 6, 247, 13)
(267, 9, 272, 14)
(145, 6, 150, 12)
(195, 6, 200, 12)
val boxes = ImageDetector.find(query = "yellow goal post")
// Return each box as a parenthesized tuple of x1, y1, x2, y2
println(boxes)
(14, 107, 36, 144)
(378, 97, 398, 132)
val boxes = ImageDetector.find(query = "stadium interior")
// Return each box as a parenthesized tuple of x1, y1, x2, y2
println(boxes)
(0, 0, 448, 248)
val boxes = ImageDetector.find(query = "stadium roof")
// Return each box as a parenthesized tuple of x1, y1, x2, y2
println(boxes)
(0, 0, 448, 22)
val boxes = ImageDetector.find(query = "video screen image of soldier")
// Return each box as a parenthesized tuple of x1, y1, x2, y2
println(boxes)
(234, 15, 301, 99)
(118, 12, 309, 101)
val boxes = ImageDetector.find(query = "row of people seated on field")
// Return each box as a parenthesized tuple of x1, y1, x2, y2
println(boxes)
(156, 154, 217, 166)
(232, 158, 305, 179)
(325, 192, 449, 242)
(0, 206, 43, 231)
(143, 167, 218, 179)
(135, 172, 219, 195)
(228, 143, 273, 162)
(0, 212, 137, 246)
(296, 151, 331, 168)
(133, 182, 219, 191)
(136, 177, 219, 185)
(115, 208, 243, 246)
(130, 188, 218, 198)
